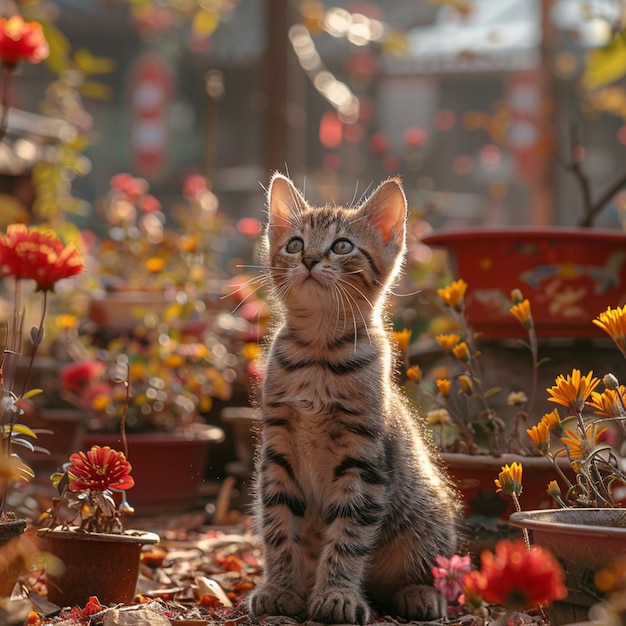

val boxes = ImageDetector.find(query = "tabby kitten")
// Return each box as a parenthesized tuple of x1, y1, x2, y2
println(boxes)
(246, 173, 461, 625)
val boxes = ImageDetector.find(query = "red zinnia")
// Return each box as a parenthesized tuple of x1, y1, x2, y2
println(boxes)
(60, 359, 106, 393)
(67, 446, 135, 492)
(0, 15, 49, 69)
(0, 224, 86, 291)
(463, 539, 567, 610)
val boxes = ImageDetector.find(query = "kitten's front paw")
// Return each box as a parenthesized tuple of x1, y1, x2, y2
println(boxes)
(246, 583, 307, 619)
(393, 584, 447, 620)
(308, 588, 371, 625)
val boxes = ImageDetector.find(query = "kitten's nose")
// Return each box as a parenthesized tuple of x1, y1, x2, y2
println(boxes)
(302, 255, 320, 270)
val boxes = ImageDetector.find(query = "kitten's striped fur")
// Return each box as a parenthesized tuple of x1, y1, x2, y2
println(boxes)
(246, 174, 461, 624)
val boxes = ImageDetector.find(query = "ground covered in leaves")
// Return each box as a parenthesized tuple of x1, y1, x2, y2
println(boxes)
(0, 511, 550, 626)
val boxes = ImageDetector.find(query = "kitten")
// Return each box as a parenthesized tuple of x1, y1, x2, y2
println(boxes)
(246, 173, 461, 625)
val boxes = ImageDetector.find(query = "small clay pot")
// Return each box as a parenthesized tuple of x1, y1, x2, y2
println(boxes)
(38, 526, 159, 607)
(0, 517, 27, 597)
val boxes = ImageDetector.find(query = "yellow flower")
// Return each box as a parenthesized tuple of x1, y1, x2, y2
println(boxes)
(55, 314, 79, 330)
(587, 387, 626, 418)
(509, 298, 533, 330)
(144, 256, 166, 274)
(547, 369, 600, 415)
(560, 425, 608, 462)
(452, 341, 471, 362)
(495, 462, 523, 497)
(406, 365, 422, 383)
(436, 378, 452, 397)
(526, 420, 550, 450)
(546, 480, 562, 498)
(393, 328, 412, 353)
(242, 342, 261, 362)
(507, 391, 528, 406)
(426, 408, 452, 426)
(593, 305, 626, 356)
(435, 333, 462, 352)
(458, 374, 474, 396)
(90, 393, 111, 413)
(437, 278, 468, 310)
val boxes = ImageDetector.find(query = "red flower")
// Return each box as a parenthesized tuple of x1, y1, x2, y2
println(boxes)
(60, 359, 106, 393)
(68, 446, 135, 492)
(463, 539, 567, 610)
(0, 224, 85, 291)
(0, 15, 49, 69)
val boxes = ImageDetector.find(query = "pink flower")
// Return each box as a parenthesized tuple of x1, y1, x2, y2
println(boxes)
(432, 554, 472, 603)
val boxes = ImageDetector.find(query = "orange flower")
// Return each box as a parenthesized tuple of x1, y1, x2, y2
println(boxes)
(588, 387, 626, 418)
(393, 328, 412, 353)
(436, 378, 452, 397)
(0, 224, 85, 291)
(495, 462, 523, 497)
(406, 364, 422, 383)
(546, 368, 600, 415)
(463, 539, 567, 610)
(0, 15, 49, 69)
(560, 425, 608, 462)
(452, 341, 471, 362)
(526, 419, 550, 450)
(435, 333, 461, 352)
(437, 279, 468, 310)
(509, 298, 533, 330)
(67, 446, 135, 492)
(593, 305, 626, 357)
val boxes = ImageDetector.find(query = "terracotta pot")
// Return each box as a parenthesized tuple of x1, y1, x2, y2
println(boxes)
(89, 290, 173, 332)
(510, 508, 626, 625)
(423, 228, 626, 339)
(38, 526, 159, 607)
(0, 517, 27, 597)
(83, 426, 224, 515)
(441, 452, 572, 519)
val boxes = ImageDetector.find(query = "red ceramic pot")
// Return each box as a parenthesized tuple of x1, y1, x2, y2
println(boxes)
(423, 228, 626, 339)
(83, 426, 224, 515)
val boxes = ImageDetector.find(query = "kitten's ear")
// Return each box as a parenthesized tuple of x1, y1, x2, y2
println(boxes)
(267, 173, 307, 238)
(361, 177, 407, 245)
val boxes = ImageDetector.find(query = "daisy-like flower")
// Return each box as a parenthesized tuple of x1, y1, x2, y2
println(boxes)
(560, 425, 608, 463)
(509, 298, 533, 330)
(67, 446, 135, 493)
(587, 387, 626, 418)
(435, 333, 462, 352)
(526, 419, 551, 450)
(463, 539, 567, 610)
(593, 305, 626, 358)
(458, 374, 474, 396)
(495, 462, 523, 497)
(0, 224, 86, 292)
(507, 391, 528, 406)
(437, 279, 468, 311)
(393, 328, 412, 353)
(547, 368, 600, 415)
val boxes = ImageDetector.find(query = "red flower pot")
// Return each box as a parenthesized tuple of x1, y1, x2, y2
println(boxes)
(38, 527, 159, 607)
(83, 426, 224, 516)
(423, 228, 626, 339)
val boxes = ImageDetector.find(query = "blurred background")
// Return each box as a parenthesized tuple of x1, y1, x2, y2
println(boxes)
(4, 0, 626, 235)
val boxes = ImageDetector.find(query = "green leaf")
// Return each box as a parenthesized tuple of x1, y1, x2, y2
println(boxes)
(22, 388, 43, 400)
(484, 386, 502, 399)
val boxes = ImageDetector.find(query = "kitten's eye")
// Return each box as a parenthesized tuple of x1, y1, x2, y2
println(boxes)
(331, 238, 354, 255)
(285, 238, 304, 254)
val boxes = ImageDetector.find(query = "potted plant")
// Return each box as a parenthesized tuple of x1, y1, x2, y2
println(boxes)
(37, 444, 159, 607)
(422, 142, 626, 341)
(507, 304, 626, 624)
(0, 223, 85, 596)
(406, 278, 575, 520)
(59, 298, 229, 515)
